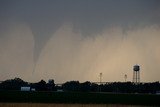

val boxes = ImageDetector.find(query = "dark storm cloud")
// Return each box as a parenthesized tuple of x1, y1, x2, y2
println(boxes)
(1, 0, 160, 33)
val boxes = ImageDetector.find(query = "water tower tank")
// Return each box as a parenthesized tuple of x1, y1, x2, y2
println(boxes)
(133, 65, 140, 71)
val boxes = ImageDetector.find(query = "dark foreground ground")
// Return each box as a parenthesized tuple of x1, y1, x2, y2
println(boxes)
(0, 103, 151, 107)
(0, 91, 160, 106)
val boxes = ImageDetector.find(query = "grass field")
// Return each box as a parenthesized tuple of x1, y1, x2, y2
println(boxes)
(0, 103, 149, 107)
(0, 91, 159, 106)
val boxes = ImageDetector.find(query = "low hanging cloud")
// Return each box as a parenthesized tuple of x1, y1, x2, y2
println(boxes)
(0, 21, 34, 81)
(34, 23, 160, 83)
(0, 0, 160, 82)
(0, 21, 160, 83)
(1, 0, 160, 64)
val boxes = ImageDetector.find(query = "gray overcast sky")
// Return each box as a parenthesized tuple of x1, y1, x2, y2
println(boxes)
(0, 0, 160, 83)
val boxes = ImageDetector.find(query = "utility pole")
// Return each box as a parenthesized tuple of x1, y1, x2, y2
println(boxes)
(124, 74, 127, 82)
(99, 72, 102, 92)
(99, 72, 102, 84)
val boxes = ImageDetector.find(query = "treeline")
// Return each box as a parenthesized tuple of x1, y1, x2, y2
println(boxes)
(0, 78, 160, 94)
(0, 78, 55, 91)
(62, 81, 160, 93)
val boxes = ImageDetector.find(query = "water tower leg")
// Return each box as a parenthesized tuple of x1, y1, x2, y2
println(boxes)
(138, 71, 140, 83)
(133, 71, 134, 82)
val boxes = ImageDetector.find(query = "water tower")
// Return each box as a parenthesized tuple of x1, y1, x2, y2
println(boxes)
(133, 65, 140, 83)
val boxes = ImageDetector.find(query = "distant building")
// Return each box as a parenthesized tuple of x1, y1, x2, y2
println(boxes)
(21, 87, 30, 91)
(156, 91, 160, 95)
(21, 87, 36, 91)
(31, 88, 36, 91)
(57, 89, 63, 92)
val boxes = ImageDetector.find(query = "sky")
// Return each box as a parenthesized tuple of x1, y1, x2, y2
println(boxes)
(0, 0, 160, 83)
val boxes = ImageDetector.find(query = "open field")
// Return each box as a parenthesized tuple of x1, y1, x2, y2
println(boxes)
(0, 103, 151, 107)
(0, 91, 160, 106)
